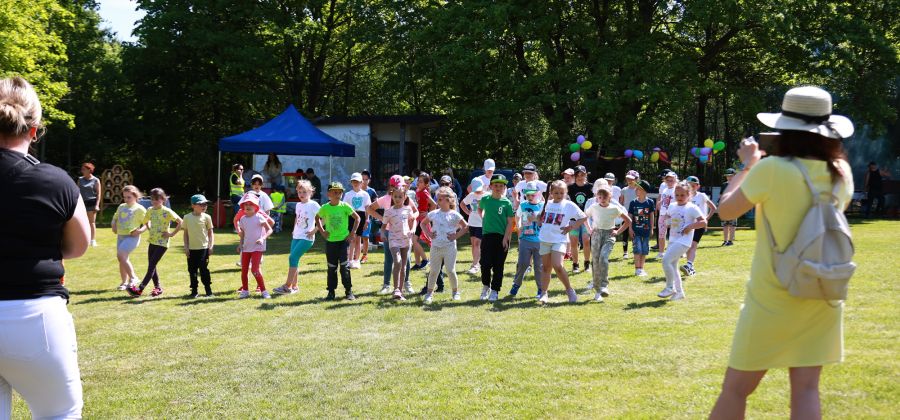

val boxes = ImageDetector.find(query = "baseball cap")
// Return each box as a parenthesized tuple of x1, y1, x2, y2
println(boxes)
(574, 165, 587, 174)
(490, 174, 508, 184)
(251, 174, 264, 183)
(350, 172, 362, 182)
(636, 180, 652, 192)
(724, 168, 737, 176)
(328, 181, 345, 191)
(522, 181, 539, 195)
(439, 175, 452, 184)
(522, 163, 537, 173)
(604, 172, 616, 181)
(484, 159, 496, 171)
(665, 171, 678, 179)
(389, 175, 406, 188)
(190, 194, 209, 205)
(563, 168, 575, 176)
(685, 175, 700, 184)
(470, 179, 484, 192)
(592, 178, 609, 194)
(513, 173, 522, 180)
(625, 171, 637, 180)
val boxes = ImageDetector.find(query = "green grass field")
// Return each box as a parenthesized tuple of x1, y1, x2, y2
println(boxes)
(13, 219, 899, 418)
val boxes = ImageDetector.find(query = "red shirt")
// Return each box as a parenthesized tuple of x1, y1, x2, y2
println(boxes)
(416, 189, 430, 213)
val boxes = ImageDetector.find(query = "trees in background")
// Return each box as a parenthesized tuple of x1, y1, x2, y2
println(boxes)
(2, 0, 896, 194)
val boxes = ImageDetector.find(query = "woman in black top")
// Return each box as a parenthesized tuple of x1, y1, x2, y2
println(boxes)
(0, 77, 90, 418)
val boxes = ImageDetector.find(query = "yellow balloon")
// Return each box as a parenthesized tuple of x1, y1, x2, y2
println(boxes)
(650, 151, 660, 162)
(582, 140, 593, 150)
(704, 139, 714, 148)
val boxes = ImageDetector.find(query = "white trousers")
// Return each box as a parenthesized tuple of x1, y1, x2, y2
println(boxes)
(0, 296, 82, 419)
(662, 242, 691, 295)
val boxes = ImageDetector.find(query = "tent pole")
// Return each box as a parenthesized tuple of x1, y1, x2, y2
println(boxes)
(330, 155, 333, 185)
(216, 150, 222, 228)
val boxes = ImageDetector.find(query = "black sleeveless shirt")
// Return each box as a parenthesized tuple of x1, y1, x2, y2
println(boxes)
(0, 148, 78, 300)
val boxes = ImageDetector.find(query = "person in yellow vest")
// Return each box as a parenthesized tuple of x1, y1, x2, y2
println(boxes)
(270, 184, 287, 233)
(229, 164, 246, 231)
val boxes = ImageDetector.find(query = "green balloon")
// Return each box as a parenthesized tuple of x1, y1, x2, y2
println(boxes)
(713, 141, 726, 151)
(569, 143, 581, 153)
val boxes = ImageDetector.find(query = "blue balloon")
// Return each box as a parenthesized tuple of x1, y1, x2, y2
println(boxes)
(633, 150, 644, 159)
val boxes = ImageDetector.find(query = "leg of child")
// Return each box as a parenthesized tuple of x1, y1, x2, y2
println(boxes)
(426, 246, 446, 293)
(590, 231, 604, 291)
(446, 246, 459, 293)
(622, 231, 629, 255)
(412, 237, 425, 265)
(663, 243, 688, 295)
(552, 250, 572, 290)
(658, 216, 668, 255)
(512, 242, 532, 288)
(187, 250, 199, 294)
(598, 232, 615, 291)
(325, 242, 340, 292)
(540, 251, 553, 294)
(240, 252, 252, 291)
(396, 247, 409, 291)
(390, 247, 402, 290)
(338, 242, 351, 294)
(470, 236, 481, 268)
(199, 249, 212, 295)
(139, 244, 166, 290)
(383, 231, 393, 287)
(530, 243, 543, 292)
(582, 229, 592, 268)
(568, 233, 579, 265)
(250, 251, 265, 291)
(687, 241, 699, 266)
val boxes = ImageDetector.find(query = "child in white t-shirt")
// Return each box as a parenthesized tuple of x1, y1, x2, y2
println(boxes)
(657, 181, 706, 301)
(460, 179, 485, 274)
(682, 176, 717, 276)
(420, 187, 468, 303)
(343, 173, 372, 269)
(537, 180, 587, 304)
(584, 186, 631, 302)
(274, 180, 320, 295)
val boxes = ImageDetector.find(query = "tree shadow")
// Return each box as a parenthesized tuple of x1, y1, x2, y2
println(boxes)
(622, 299, 669, 310)
(74, 295, 131, 305)
(642, 277, 665, 284)
(122, 295, 184, 305)
(178, 296, 233, 306)
(210, 268, 241, 274)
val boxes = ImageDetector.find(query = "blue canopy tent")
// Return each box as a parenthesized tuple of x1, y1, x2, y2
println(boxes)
(217, 104, 355, 224)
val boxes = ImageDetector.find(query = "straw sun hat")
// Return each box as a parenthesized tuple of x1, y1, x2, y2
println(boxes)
(756, 86, 854, 140)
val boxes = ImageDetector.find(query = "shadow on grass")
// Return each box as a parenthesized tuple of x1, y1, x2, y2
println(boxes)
(622, 299, 669, 310)
(643, 277, 665, 284)
(74, 295, 132, 305)
(122, 295, 185, 305)
(68, 288, 109, 296)
(178, 296, 233, 306)
(210, 268, 241, 274)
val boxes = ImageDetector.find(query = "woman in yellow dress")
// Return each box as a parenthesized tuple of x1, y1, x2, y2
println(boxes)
(711, 86, 855, 419)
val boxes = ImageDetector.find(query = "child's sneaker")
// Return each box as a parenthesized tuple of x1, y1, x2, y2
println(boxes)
(488, 290, 499, 302)
(670, 293, 686, 301)
(600, 286, 610, 297)
(637, 269, 649, 277)
(378, 285, 392, 295)
(126, 286, 142, 297)
(345, 292, 356, 301)
(657, 287, 675, 298)
(622, 253, 630, 259)
(392, 288, 403, 300)
(538, 292, 549, 304)
(238, 290, 251, 299)
(686, 266, 696, 276)
(566, 288, 578, 303)
(117, 283, 128, 290)
(405, 284, 416, 295)
(480, 285, 491, 300)
(261, 290, 272, 299)
(535, 291, 542, 299)
(150, 287, 163, 297)
(273, 285, 290, 295)
(593, 292, 604, 302)
(467, 264, 480, 274)
(360, 255, 368, 264)
(90, 239, 98, 247)
(584, 261, 591, 272)
(721, 241, 728, 246)
(656, 252, 664, 260)
(423, 293, 433, 304)
(452, 291, 461, 301)
(572, 262, 580, 273)
(509, 283, 521, 297)
(290, 287, 299, 294)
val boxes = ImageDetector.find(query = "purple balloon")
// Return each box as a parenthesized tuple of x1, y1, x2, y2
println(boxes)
(701, 147, 712, 155)
(570, 152, 581, 161)
(690, 147, 698, 156)
(577, 135, 586, 144)
(624, 149, 633, 158)
(653, 147, 661, 152)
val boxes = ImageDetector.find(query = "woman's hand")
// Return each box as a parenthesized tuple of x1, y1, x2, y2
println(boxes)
(738, 137, 763, 170)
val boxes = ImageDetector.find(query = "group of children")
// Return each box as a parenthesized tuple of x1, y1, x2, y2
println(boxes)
(107, 160, 726, 304)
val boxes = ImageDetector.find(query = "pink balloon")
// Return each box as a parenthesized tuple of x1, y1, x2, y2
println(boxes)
(576, 135, 586, 144)
(570, 152, 581, 161)
(624, 149, 633, 158)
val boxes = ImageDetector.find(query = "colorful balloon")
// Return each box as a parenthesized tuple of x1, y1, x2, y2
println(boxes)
(570, 152, 581, 161)
(569, 143, 580, 153)
(633, 150, 644, 159)
(704, 139, 714, 148)
(582, 140, 593, 150)
(701, 147, 712, 155)
(699, 155, 709, 163)
(652, 147, 661, 152)
(624, 149, 633, 158)
(650, 151, 660, 162)
(577, 135, 586, 144)
(713, 141, 726, 151)
(690, 147, 699, 156)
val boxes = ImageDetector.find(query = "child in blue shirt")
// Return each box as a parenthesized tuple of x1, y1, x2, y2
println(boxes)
(510, 182, 544, 298)
(628, 180, 656, 276)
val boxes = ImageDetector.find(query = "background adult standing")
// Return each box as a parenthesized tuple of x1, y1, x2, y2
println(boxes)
(864, 161, 884, 218)
(77, 162, 101, 246)
(711, 86, 854, 419)
(0, 76, 90, 419)
(229, 163, 245, 231)
(263, 153, 283, 189)
(306, 168, 322, 202)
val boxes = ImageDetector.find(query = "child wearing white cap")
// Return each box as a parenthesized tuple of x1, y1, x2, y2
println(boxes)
(343, 172, 372, 269)
(460, 179, 485, 274)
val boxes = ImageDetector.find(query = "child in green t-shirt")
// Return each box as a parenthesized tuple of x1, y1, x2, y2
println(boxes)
(316, 182, 361, 301)
(477, 174, 515, 302)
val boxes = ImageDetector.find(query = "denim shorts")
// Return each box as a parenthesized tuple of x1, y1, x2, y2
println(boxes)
(632, 235, 650, 255)
(117, 235, 140, 253)
(539, 241, 568, 256)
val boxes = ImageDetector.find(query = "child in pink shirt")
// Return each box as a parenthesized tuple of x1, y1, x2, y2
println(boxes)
(373, 188, 418, 301)
(237, 194, 273, 299)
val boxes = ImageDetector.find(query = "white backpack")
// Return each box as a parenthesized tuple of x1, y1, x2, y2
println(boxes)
(761, 160, 856, 301)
